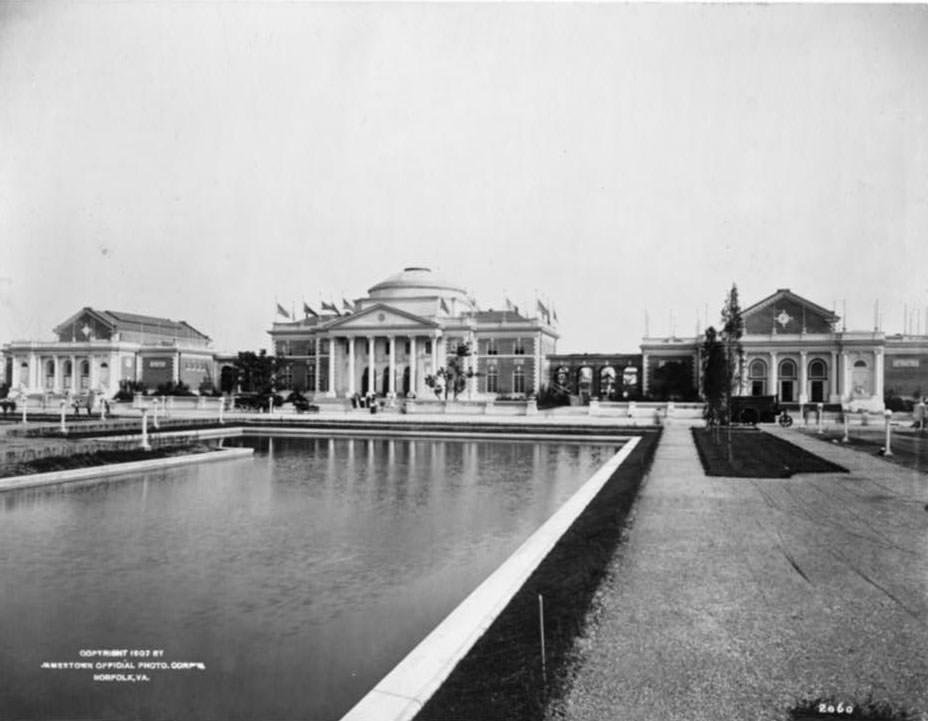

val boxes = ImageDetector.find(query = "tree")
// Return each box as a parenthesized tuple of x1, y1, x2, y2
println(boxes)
(701, 326, 727, 425)
(720, 285, 745, 458)
(720, 284, 745, 424)
(424, 340, 475, 400)
(648, 361, 693, 401)
(233, 350, 278, 394)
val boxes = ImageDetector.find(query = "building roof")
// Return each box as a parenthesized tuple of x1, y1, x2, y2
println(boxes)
(54, 307, 211, 342)
(742, 289, 840, 323)
(367, 267, 467, 296)
(473, 309, 531, 323)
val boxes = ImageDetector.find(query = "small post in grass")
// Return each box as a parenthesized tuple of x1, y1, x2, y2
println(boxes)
(60, 400, 67, 434)
(842, 405, 849, 443)
(152, 400, 160, 429)
(538, 594, 547, 687)
(218, 396, 225, 424)
(141, 409, 151, 451)
(21, 396, 27, 424)
(817, 403, 824, 434)
(883, 410, 893, 456)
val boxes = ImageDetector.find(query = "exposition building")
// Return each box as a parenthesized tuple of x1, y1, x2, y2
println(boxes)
(267, 267, 559, 399)
(2, 308, 217, 397)
(640, 288, 928, 411)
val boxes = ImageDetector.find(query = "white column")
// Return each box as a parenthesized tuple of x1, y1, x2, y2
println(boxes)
(348, 337, 356, 395)
(410, 336, 418, 397)
(388, 335, 396, 394)
(830, 351, 838, 400)
(799, 351, 808, 404)
(874, 348, 884, 401)
(54, 357, 62, 393)
(327, 337, 335, 395)
(431, 333, 439, 374)
(533, 332, 541, 393)
(314, 337, 321, 393)
(840, 351, 849, 399)
(173, 352, 181, 384)
(89, 356, 98, 391)
(368, 336, 376, 396)
(642, 352, 650, 395)
(769, 351, 778, 399)
(70, 354, 78, 394)
(29, 352, 38, 390)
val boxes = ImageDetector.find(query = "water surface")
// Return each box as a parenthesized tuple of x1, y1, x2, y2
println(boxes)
(0, 435, 618, 720)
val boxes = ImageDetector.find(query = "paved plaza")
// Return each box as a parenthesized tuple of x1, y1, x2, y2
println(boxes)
(550, 423, 928, 721)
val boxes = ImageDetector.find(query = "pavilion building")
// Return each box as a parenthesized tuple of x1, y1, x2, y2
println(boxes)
(2, 308, 216, 397)
(267, 267, 559, 399)
(640, 289, 928, 410)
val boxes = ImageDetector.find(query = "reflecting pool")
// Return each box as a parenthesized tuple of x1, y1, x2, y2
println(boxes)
(0, 435, 619, 720)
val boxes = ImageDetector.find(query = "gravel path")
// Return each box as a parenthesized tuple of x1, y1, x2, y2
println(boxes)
(549, 423, 928, 721)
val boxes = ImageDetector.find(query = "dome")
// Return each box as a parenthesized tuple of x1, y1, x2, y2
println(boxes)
(368, 267, 467, 298)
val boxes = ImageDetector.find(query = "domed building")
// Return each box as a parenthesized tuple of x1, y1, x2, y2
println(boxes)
(268, 267, 559, 400)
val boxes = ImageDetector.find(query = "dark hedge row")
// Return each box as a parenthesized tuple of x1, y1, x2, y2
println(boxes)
(415, 430, 661, 721)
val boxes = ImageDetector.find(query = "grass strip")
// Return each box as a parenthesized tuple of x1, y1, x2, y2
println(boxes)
(0, 444, 217, 478)
(414, 429, 661, 721)
(692, 427, 847, 478)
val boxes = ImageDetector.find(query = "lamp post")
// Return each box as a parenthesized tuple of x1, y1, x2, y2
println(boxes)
(883, 410, 893, 456)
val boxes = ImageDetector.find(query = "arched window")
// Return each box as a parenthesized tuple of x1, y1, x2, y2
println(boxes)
(779, 359, 796, 378)
(555, 366, 570, 388)
(79, 360, 90, 390)
(45, 360, 55, 389)
(600, 366, 617, 400)
(809, 359, 828, 402)
(622, 366, 639, 398)
(854, 360, 867, 368)
(513, 366, 525, 393)
(749, 359, 767, 396)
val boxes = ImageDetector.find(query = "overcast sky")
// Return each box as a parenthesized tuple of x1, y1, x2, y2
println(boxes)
(2, 2, 927, 353)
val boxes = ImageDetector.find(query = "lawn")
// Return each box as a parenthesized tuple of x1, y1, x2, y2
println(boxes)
(692, 427, 847, 478)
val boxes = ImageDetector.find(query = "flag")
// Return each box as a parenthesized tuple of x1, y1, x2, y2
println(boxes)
(342, 298, 355, 313)
(505, 297, 515, 311)
(276, 303, 290, 319)
(321, 301, 340, 315)
(303, 302, 318, 318)
(440, 297, 450, 314)
(536, 299, 548, 317)
(552, 307, 558, 324)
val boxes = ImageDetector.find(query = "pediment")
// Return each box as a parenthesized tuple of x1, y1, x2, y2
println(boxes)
(743, 290, 839, 335)
(323, 304, 440, 331)
(53, 308, 115, 342)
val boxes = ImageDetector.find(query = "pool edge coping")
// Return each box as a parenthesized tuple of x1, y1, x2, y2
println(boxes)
(338, 436, 642, 721)
(0, 446, 255, 493)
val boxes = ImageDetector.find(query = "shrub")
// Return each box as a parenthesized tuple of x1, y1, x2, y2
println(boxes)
(154, 381, 195, 397)
(113, 380, 146, 402)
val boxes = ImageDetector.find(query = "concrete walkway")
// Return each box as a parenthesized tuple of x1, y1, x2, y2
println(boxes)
(550, 422, 928, 721)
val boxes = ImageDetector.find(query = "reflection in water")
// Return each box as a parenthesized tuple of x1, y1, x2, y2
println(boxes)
(0, 435, 618, 721)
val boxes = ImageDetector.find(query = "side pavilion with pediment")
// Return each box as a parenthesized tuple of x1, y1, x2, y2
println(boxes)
(642, 289, 892, 411)
(268, 267, 559, 400)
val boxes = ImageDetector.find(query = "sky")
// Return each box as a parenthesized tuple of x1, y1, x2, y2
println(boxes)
(2, 2, 927, 354)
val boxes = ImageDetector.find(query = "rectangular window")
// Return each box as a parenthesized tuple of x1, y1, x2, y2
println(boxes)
(487, 339, 498, 356)
(405, 341, 411, 355)
(425, 340, 432, 354)
(279, 364, 293, 388)
(513, 367, 525, 393)
(486, 367, 498, 393)
(306, 362, 316, 391)
(514, 338, 525, 355)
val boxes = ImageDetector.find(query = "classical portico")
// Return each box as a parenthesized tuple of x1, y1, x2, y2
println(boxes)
(269, 267, 558, 400)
